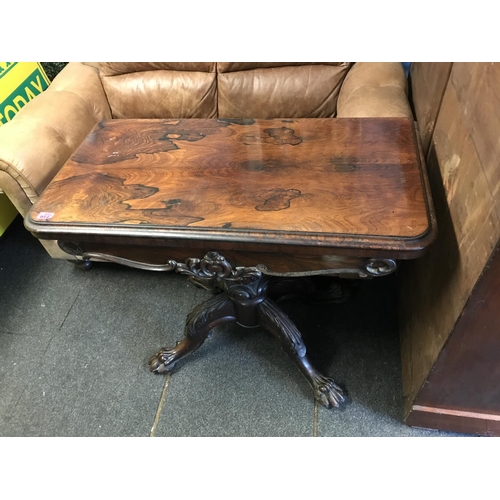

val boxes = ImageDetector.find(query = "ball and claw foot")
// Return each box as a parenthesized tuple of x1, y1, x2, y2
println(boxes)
(148, 348, 178, 374)
(313, 375, 346, 409)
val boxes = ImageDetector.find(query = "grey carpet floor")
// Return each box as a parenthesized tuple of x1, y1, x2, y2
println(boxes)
(0, 216, 467, 436)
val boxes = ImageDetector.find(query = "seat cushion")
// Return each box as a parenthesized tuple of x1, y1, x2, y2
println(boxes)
(217, 63, 351, 118)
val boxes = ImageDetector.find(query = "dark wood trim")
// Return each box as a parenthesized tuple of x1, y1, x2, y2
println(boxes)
(406, 240, 500, 434)
(24, 222, 436, 260)
(413, 121, 438, 252)
(406, 406, 500, 436)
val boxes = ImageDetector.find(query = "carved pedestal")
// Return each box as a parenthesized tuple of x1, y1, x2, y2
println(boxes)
(149, 253, 348, 408)
(70, 248, 397, 409)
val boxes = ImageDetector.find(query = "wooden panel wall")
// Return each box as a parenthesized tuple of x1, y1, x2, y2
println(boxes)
(410, 63, 452, 154)
(400, 63, 500, 424)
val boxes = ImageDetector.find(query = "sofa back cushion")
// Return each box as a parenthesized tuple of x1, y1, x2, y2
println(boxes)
(217, 62, 351, 118)
(97, 62, 351, 119)
(98, 62, 217, 119)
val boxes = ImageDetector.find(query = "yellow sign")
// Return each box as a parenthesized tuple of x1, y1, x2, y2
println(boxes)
(0, 62, 51, 233)
(0, 193, 19, 236)
(0, 62, 50, 126)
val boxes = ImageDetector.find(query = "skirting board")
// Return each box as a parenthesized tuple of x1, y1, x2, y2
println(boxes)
(406, 405, 500, 436)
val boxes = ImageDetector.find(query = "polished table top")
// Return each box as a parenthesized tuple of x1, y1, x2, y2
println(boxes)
(26, 118, 435, 259)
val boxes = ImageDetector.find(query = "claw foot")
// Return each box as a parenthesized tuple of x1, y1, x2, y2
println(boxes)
(313, 375, 346, 409)
(148, 348, 178, 374)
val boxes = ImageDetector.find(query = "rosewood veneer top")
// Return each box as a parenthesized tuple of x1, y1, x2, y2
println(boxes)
(26, 118, 435, 257)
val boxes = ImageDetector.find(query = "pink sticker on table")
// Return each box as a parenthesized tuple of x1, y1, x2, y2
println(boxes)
(36, 212, 55, 220)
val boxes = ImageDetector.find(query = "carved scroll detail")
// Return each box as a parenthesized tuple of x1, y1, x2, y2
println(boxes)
(61, 242, 398, 280)
(364, 258, 398, 276)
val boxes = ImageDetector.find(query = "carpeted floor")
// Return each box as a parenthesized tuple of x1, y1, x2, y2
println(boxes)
(0, 216, 468, 436)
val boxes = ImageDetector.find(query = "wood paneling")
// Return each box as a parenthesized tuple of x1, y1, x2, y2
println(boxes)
(401, 62, 500, 432)
(410, 63, 453, 155)
(450, 63, 500, 219)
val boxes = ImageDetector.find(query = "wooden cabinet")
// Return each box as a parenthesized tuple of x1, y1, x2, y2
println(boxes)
(400, 63, 500, 435)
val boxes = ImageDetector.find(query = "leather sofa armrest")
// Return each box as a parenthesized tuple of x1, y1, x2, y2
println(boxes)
(0, 62, 111, 216)
(336, 62, 413, 119)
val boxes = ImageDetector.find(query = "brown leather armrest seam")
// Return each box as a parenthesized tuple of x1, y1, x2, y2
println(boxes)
(0, 158, 38, 199)
(340, 78, 408, 96)
(47, 88, 107, 123)
(12, 117, 77, 156)
(43, 121, 75, 153)
(343, 82, 408, 95)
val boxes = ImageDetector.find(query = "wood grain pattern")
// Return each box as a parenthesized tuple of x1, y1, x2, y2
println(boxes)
(400, 63, 500, 425)
(410, 63, 453, 155)
(26, 118, 434, 257)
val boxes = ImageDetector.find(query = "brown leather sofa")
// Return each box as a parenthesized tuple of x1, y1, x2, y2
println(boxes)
(0, 62, 412, 258)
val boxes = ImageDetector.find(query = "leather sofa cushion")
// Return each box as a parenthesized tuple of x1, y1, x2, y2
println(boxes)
(99, 62, 217, 119)
(218, 63, 351, 118)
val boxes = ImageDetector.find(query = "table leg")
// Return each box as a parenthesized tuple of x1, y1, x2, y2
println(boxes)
(149, 292, 236, 373)
(258, 297, 346, 409)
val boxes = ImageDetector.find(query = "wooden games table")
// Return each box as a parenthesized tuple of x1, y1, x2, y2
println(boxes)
(26, 117, 435, 409)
